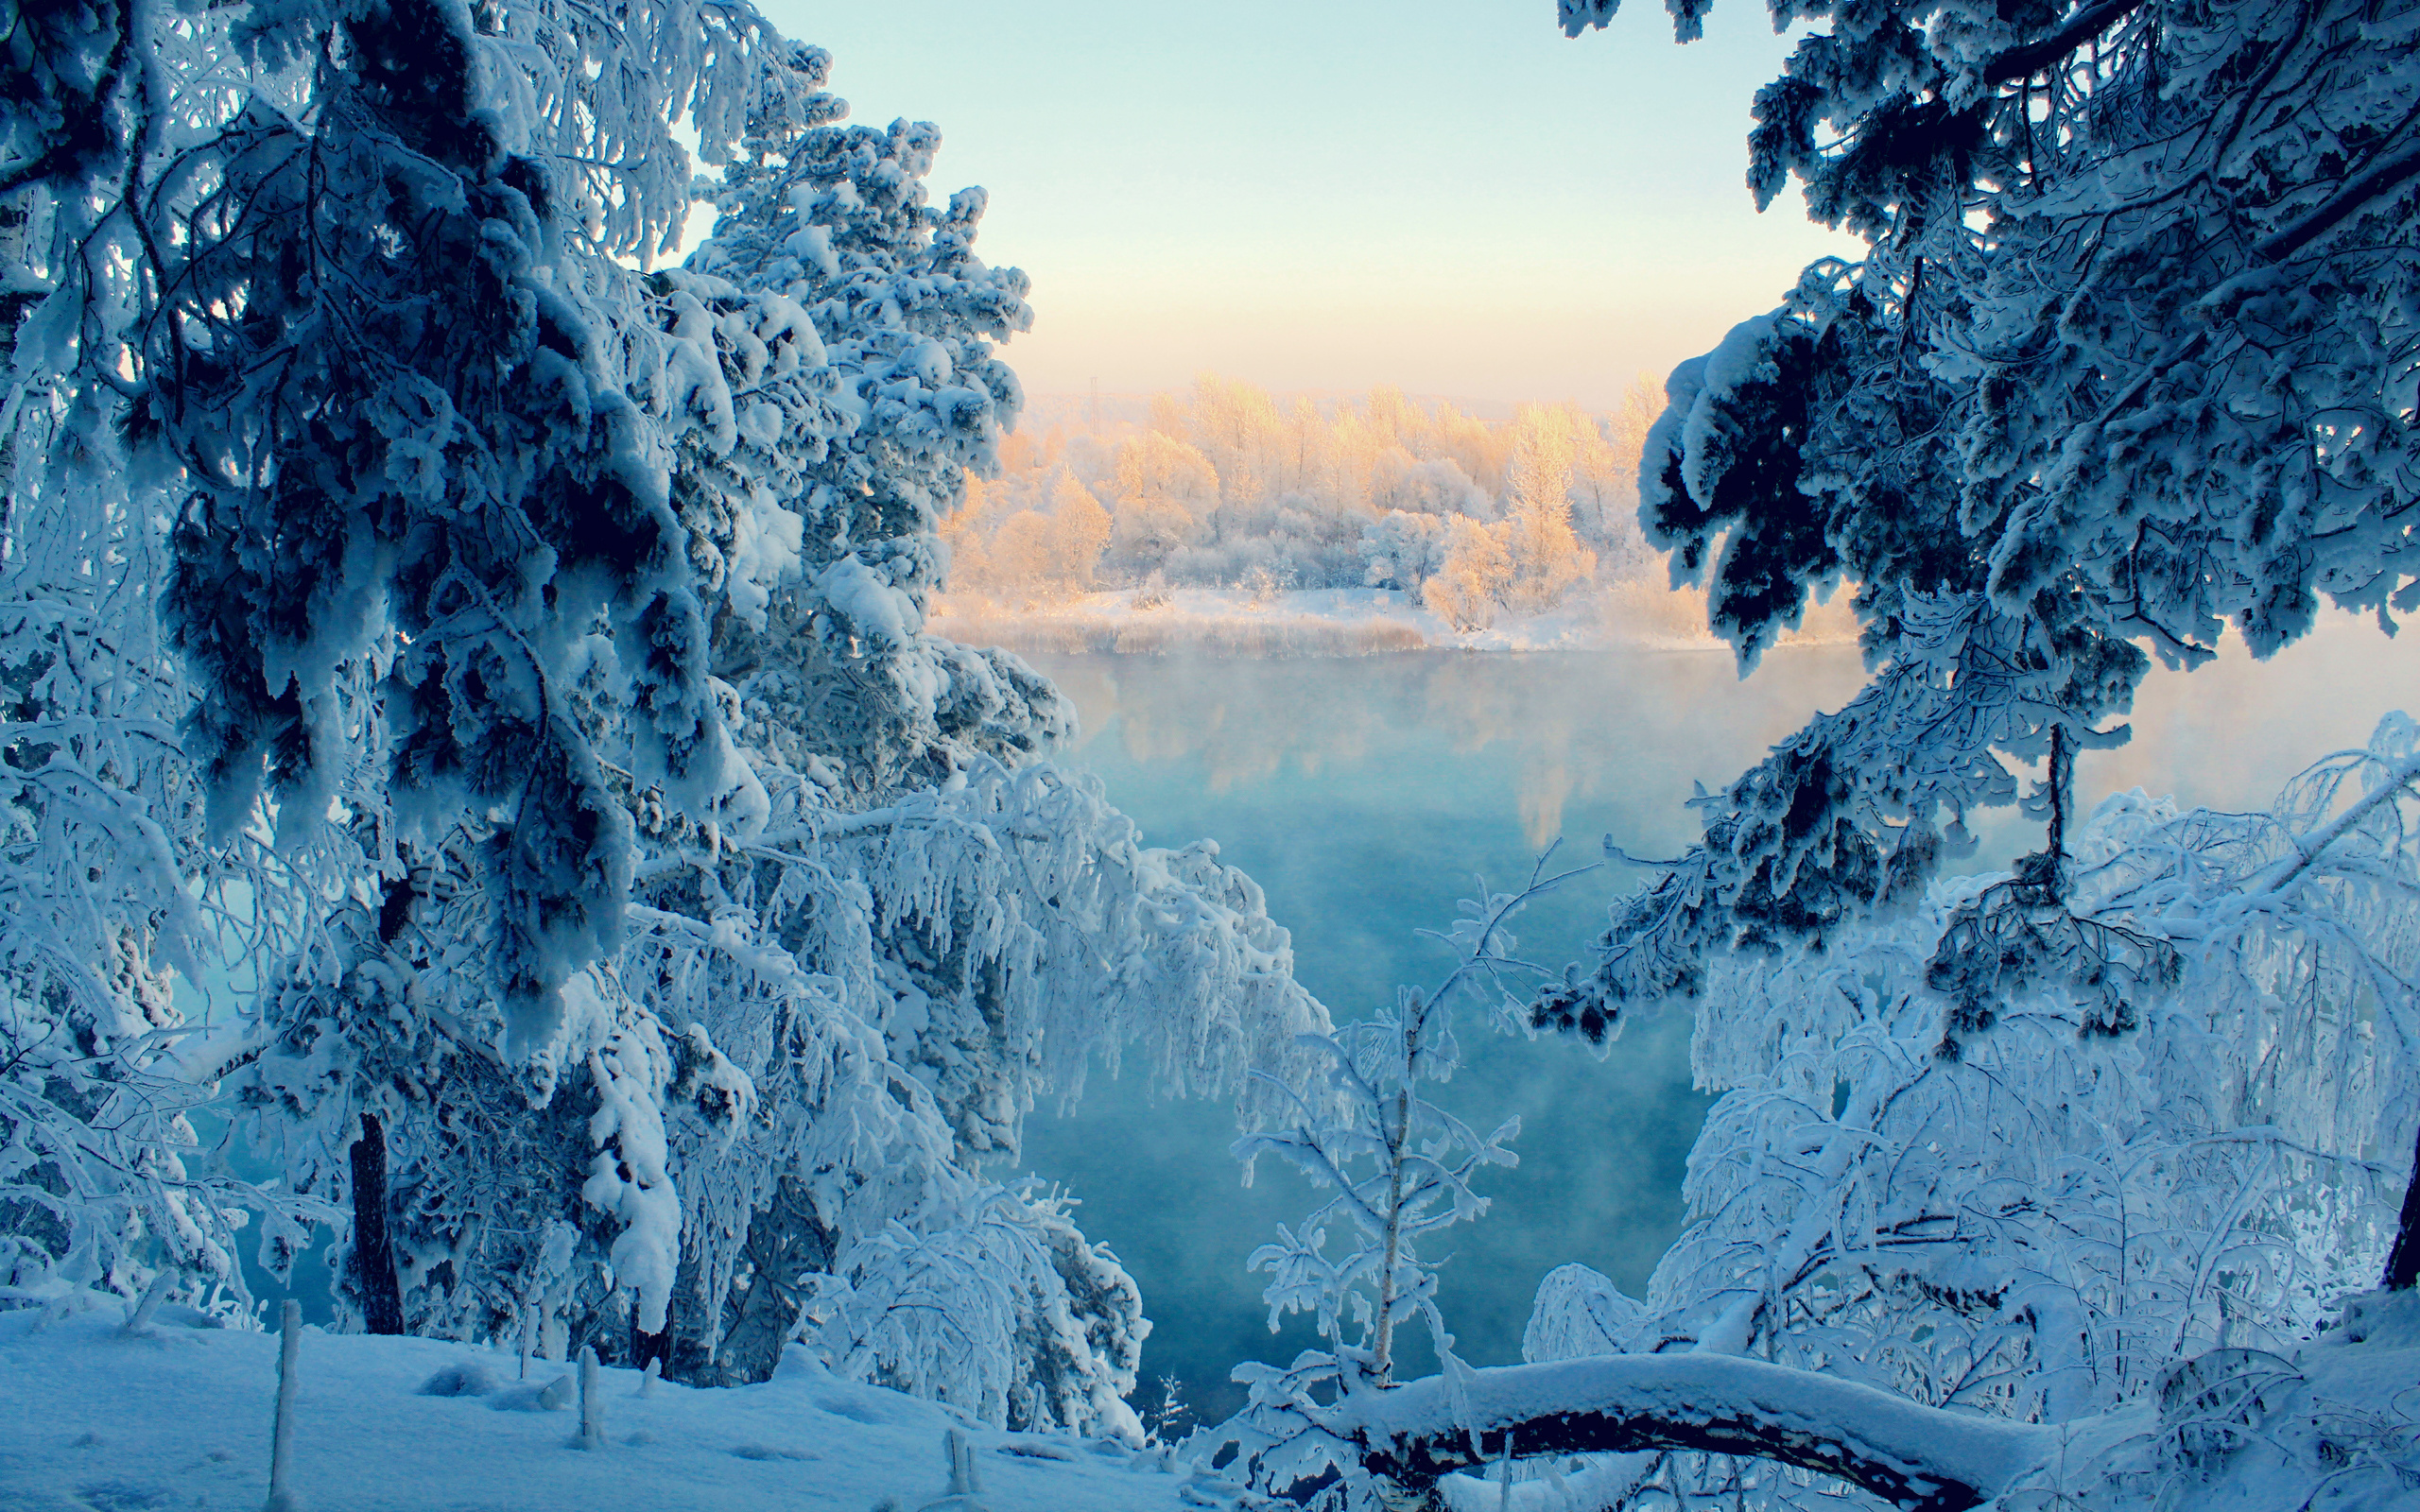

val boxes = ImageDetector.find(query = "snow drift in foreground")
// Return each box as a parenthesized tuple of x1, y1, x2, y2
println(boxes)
(10, 1285, 2414, 1512)
(0, 1292, 1249, 1512)
(929, 585, 1861, 658)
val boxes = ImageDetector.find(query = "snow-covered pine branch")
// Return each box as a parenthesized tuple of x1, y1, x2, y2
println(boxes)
(1538, 0, 2420, 1269)
(142, 0, 828, 1050)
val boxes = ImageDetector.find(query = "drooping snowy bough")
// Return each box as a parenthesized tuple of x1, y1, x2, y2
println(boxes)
(1337, 1354, 2052, 1512)
(1537, 0, 2420, 1083)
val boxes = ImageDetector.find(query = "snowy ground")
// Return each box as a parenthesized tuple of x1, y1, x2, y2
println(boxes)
(7, 1286, 2415, 1511)
(928, 584, 1862, 658)
(0, 1293, 1232, 1512)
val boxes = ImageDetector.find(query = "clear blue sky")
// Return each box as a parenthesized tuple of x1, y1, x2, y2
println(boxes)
(748, 0, 1857, 407)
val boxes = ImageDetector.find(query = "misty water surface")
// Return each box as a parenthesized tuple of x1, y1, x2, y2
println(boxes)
(1014, 620, 2420, 1425)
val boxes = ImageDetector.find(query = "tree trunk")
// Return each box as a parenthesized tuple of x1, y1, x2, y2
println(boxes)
(631, 1302, 673, 1374)
(349, 1111, 406, 1334)
(2384, 1121, 2420, 1291)
(2046, 725, 2071, 873)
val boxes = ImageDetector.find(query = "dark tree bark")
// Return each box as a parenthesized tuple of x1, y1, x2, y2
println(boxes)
(631, 1306, 673, 1373)
(349, 1111, 406, 1335)
(2385, 1121, 2420, 1291)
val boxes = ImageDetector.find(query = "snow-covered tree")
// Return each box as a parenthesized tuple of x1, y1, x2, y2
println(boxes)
(1541, 0, 2419, 1044)
(1421, 516, 1515, 632)
(191, 24, 1333, 1437)
(1245, 0, 2420, 1503)
(0, 0, 1331, 1436)
(1534, 0, 2419, 1210)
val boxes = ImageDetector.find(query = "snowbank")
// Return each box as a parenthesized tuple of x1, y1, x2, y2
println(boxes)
(9, 1286, 2412, 1512)
(0, 1293, 1244, 1512)
(929, 584, 1861, 658)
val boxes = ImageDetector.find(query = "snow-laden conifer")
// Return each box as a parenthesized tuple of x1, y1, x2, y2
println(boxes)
(1538, 0, 2420, 1295)
(154, 21, 1333, 1437)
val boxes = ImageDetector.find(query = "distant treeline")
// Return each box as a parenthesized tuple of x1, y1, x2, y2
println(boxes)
(943, 375, 1663, 629)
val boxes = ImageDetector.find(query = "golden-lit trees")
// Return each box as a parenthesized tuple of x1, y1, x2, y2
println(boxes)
(1045, 472, 1113, 590)
(942, 470, 1114, 600)
(1502, 505, 1598, 613)
(1183, 374, 1287, 515)
(1604, 371, 1661, 476)
(988, 510, 1061, 591)
(1423, 516, 1515, 630)
(1113, 431, 1220, 518)
(1110, 432, 1219, 575)
(938, 375, 1657, 618)
(940, 474, 998, 589)
(1588, 373, 1664, 575)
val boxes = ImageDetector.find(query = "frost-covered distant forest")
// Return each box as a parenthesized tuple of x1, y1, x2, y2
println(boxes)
(1, 0, 2416, 1506)
(940, 377, 1659, 630)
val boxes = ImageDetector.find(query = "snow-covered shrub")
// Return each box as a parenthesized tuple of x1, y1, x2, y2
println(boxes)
(815, 1182, 1147, 1439)
(1496, 715, 2419, 1508)
(1207, 853, 1600, 1502)
(1358, 511, 1452, 593)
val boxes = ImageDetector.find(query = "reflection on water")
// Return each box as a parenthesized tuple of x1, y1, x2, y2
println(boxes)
(1040, 646, 1885, 877)
(1014, 616, 2420, 1425)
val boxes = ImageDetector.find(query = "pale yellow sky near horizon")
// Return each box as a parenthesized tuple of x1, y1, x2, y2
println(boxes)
(751, 1, 1860, 410)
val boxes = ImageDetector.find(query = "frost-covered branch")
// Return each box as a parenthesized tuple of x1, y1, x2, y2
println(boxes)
(1541, 0, 2420, 1070)
(1335, 1353, 2055, 1512)
(1492, 716, 2417, 1511)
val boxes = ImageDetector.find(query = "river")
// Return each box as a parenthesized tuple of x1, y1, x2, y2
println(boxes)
(1013, 619, 2420, 1424)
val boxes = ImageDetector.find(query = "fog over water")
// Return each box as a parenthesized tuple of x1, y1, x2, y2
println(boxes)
(1013, 618, 2420, 1424)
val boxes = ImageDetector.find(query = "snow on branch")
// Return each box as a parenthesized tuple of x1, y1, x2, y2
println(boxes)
(1330, 1353, 2055, 1512)
(1478, 714, 2418, 1511)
